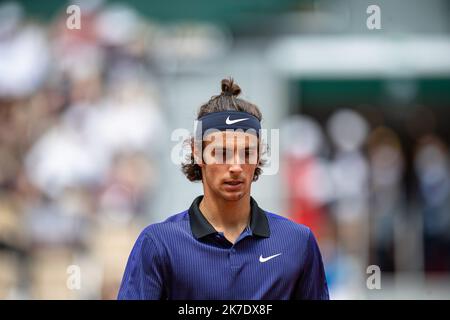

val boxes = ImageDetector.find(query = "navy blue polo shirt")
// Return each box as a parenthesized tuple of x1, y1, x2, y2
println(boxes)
(117, 195, 329, 300)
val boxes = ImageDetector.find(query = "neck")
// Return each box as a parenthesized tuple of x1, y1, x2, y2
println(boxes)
(199, 192, 251, 235)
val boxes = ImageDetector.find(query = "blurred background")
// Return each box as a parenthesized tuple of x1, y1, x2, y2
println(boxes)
(0, 0, 449, 299)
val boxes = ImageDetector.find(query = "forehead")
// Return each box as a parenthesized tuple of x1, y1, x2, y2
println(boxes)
(204, 131, 258, 148)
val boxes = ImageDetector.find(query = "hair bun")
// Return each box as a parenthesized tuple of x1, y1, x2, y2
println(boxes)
(221, 78, 241, 97)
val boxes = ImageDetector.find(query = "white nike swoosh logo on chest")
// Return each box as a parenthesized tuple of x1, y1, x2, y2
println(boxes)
(259, 253, 282, 263)
(226, 116, 249, 125)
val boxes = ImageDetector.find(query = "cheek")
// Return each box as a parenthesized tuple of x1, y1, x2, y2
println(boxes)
(243, 164, 258, 177)
(203, 165, 224, 181)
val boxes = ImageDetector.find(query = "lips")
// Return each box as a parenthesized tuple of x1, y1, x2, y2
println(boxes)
(223, 180, 244, 190)
(224, 180, 243, 185)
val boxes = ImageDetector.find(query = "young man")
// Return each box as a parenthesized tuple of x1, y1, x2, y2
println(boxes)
(117, 78, 329, 300)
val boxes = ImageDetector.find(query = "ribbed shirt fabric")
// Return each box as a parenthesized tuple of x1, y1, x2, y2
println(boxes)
(117, 195, 329, 300)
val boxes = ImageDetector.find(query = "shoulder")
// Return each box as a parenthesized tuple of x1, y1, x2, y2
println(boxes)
(138, 210, 190, 243)
(264, 211, 311, 233)
(264, 211, 322, 261)
(264, 211, 312, 241)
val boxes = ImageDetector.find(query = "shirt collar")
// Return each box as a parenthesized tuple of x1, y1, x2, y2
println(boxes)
(188, 195, 270, 239)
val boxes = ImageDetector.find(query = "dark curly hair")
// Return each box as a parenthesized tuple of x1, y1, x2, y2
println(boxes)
(181, 78, 267, 182)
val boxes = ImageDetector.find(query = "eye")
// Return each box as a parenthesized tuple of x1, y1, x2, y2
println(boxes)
(244, 149, 258, 164)
(245, 149, 256, 156)
(216, 148, 232, 162)
(224, 149, 234, 160)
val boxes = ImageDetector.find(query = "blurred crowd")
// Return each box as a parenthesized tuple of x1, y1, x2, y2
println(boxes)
(281, 108, 450, 298)
(0, 1, 167, 298)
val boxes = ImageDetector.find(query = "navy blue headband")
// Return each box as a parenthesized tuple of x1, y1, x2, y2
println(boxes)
(195, 111, 261, 138)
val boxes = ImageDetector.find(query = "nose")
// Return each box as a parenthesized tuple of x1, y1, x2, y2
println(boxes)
(229, 162, 243, 176)
(229, 152, 244, 175)
(229, 159, 243, 168)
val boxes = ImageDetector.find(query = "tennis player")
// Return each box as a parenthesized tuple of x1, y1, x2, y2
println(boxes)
(117, 78, 329, 300)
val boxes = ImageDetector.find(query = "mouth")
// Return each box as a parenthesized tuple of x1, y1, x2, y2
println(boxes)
(224, 180, 243, 186)
(223, 180, 244, 190)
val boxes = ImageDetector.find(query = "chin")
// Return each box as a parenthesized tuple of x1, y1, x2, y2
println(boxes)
(220, 190, 246, 201)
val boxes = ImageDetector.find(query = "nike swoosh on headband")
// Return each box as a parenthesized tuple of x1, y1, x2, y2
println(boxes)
(225, 116, 249, 125)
